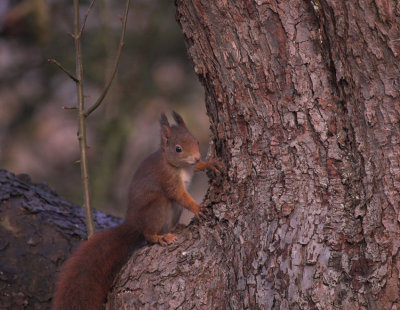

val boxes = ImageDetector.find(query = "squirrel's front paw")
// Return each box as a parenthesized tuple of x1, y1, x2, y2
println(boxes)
(208, 159, 224, 174)
(197, 203, 211, 220)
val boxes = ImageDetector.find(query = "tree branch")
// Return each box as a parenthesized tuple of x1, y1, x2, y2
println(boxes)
(62, 105, 78, 110)
(48, 59, 79, 83)
(84, 0, 130, 118)
(77, 0, 97, 39)
(57, 0, 130, 238)
(74, 0, 96, 237)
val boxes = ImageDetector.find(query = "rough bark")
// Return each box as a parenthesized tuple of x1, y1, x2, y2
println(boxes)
(0, 169, 121, 309)
(109, 1, 400, 309)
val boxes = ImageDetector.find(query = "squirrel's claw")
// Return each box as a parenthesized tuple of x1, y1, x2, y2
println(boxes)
(197, 203, 211, 220)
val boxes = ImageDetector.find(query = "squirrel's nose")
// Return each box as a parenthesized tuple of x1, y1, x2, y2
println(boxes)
(194, 153, 200, 162)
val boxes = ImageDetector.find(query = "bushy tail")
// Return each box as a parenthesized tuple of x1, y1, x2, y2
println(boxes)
(52, 222, 141, 310)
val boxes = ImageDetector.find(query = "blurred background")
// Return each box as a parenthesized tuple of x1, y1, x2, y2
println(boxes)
(0, 0, 210, 218)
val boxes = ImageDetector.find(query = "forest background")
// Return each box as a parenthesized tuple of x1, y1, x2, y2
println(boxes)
(0, 0, 210, 218)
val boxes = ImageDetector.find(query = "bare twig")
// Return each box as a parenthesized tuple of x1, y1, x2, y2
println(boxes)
(60, 0, 130, 238)
(48, 59, 79, 83)
(62, 105, 78, 110)
(84, 0, 130, 118)
(77, 0, 97, 39)
(74, 0, 96, 237)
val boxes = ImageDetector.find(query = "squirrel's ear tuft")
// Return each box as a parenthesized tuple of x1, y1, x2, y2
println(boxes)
(160, 113, 169, 128)
(160, 113, 171, 149)
(172, 111, 187, 128)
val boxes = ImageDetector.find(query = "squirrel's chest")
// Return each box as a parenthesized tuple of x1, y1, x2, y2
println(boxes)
(180, 167, 194, 189)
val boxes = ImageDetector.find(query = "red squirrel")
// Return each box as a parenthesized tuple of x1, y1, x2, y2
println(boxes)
(52, 111, 221, 310)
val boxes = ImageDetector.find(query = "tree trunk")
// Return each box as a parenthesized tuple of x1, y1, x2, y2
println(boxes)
(0, 169, 121, 309)
(109, 0, 400, 309)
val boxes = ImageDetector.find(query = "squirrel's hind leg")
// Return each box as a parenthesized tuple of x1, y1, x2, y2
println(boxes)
(144, 232, 177, 246)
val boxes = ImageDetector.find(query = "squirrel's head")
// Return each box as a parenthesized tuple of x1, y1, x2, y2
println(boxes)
(160, 111, 201, 167)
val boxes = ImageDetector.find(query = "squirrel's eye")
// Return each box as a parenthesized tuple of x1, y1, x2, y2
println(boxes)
(175, 145, 182, 153)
